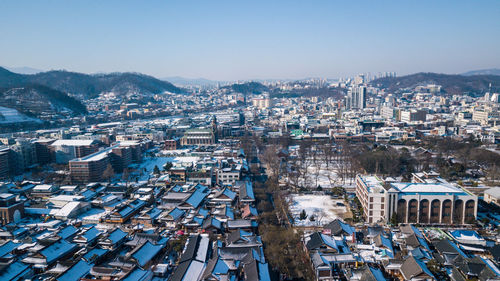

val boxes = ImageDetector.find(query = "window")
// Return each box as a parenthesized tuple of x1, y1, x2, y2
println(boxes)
(370, 197, 373, 203)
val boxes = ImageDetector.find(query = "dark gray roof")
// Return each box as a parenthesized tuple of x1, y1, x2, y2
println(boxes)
(179, 235, 201, 264)
(400, 256, 433, 280)
(306, 232, 323, 251)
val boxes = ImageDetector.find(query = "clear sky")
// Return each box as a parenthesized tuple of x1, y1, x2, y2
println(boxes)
(1, 0, 499, 80)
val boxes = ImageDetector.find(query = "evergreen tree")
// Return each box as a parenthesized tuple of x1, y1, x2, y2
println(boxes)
(153, 165, 160, 175)
(299, 209, 307, 220)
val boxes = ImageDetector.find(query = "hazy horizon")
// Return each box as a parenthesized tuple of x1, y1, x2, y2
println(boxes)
(1, 0, 500, 80)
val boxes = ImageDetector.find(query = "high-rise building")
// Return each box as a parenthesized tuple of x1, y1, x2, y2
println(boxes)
(346, 85, 367, 110)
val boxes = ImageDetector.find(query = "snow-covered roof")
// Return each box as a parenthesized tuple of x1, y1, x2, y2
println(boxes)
(391, 182, 468, 195)
(51, 139, 95, 146)
(485, 187, 500, 199)
(358, 176, 385, 193)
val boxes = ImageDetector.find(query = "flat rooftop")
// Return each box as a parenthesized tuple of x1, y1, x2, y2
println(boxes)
(358, 175, 385, 193)
(390, 182, 470, 195)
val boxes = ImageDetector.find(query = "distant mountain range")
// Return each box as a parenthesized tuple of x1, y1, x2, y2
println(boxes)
(0, 67, 184, 99)
(371, 72, 500, 95)
(461, 68, 500, 76)
(3, 66, 44, 74)
(163, 76, 223, 87)
(0, 67, 184, 121)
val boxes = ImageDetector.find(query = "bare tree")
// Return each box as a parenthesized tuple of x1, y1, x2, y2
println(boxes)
(261, 145, 281, 180)
(102, 164, 115, 183)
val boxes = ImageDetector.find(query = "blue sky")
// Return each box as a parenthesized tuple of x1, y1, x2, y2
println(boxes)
(1, 0, 499, 80)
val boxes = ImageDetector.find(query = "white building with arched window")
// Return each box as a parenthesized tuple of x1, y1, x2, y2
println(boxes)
(355, 174, 478, 225)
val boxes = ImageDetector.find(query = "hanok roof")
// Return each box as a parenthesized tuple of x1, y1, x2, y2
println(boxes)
(202, 217, 223, 230)
(40, 239, 77, 264)
(58, 225, 78, 240)
(238, 181, 255, 201)
(83, 248, 108, 262)
(0, 240, 21, 258)
(106, 228, 127, 244)
(306, 232, 339, 252)
(0, 261, 31, 281)
(213, 187, 237, 201)
(56, 260, 93, 281)
(184, 190, 207, 209)
(166, 208, 185, 221)
(122, 268, 152, 281)
(132, 241, 164, 268)
(400, 256, 435, 280)
(323, 219, 355, 236)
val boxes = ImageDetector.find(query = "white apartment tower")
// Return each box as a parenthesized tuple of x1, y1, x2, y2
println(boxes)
(346, 85, 367, 110)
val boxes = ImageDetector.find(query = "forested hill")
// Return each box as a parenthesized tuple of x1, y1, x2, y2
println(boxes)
(371, 72, 500, 95)
(0, 67, 184, 99)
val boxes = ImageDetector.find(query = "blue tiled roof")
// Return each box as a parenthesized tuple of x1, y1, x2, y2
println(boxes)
(380, 235, 394, 258)
(213, 258, 230, 275)
(81, 189, 96, 200)
(132, 242, 164, 267)
(193, 217, 204, 225)
(82, 227, 101, 242)
(146, 207, 162, 219)
(245, 181, 255, 200)
(198, 208, 209, 218)
(107, 228, 127, 244)
(226, 207, 235, 220)
(340, 221, 355, 235)
(168, 208, 185, 220)
(185, 190, 207, 208)
(222, 188, 237, 200)
(321, 234, 339, 251)
(369, 267, 386, 281)
(249, 206, 258, 216)
(58, 225, 78, 240)
(83, 248, 108, 261)
(195, 184, 209, 193)
(122, 268, 152, 281)
(0, 261, 30, 281)
(41, 240, 77, 264)
(57, 260, 93, 281)
(0, 241, 21, 258)
(258, 262, 272, 281)
(414, 257, 435, 279)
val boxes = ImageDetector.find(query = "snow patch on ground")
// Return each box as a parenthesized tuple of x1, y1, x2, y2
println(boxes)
(0, 106, 41, 124)
(289, 194, 348, 227)
(134, 156, 200, 181)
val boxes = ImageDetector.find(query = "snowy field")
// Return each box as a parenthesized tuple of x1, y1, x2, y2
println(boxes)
(283, 158, 356, 190)
(0, 106, 41, 124)
(289, 194, 348, 227)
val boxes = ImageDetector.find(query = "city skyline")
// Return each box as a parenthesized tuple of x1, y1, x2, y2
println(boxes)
(1, 0, 500, 80)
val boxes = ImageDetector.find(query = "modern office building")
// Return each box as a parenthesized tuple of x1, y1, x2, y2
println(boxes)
(400, 109, 427, 123)
(69, 147, 112, 183)
(0, 146, 9, 179)
(50, 139, 99, 164)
